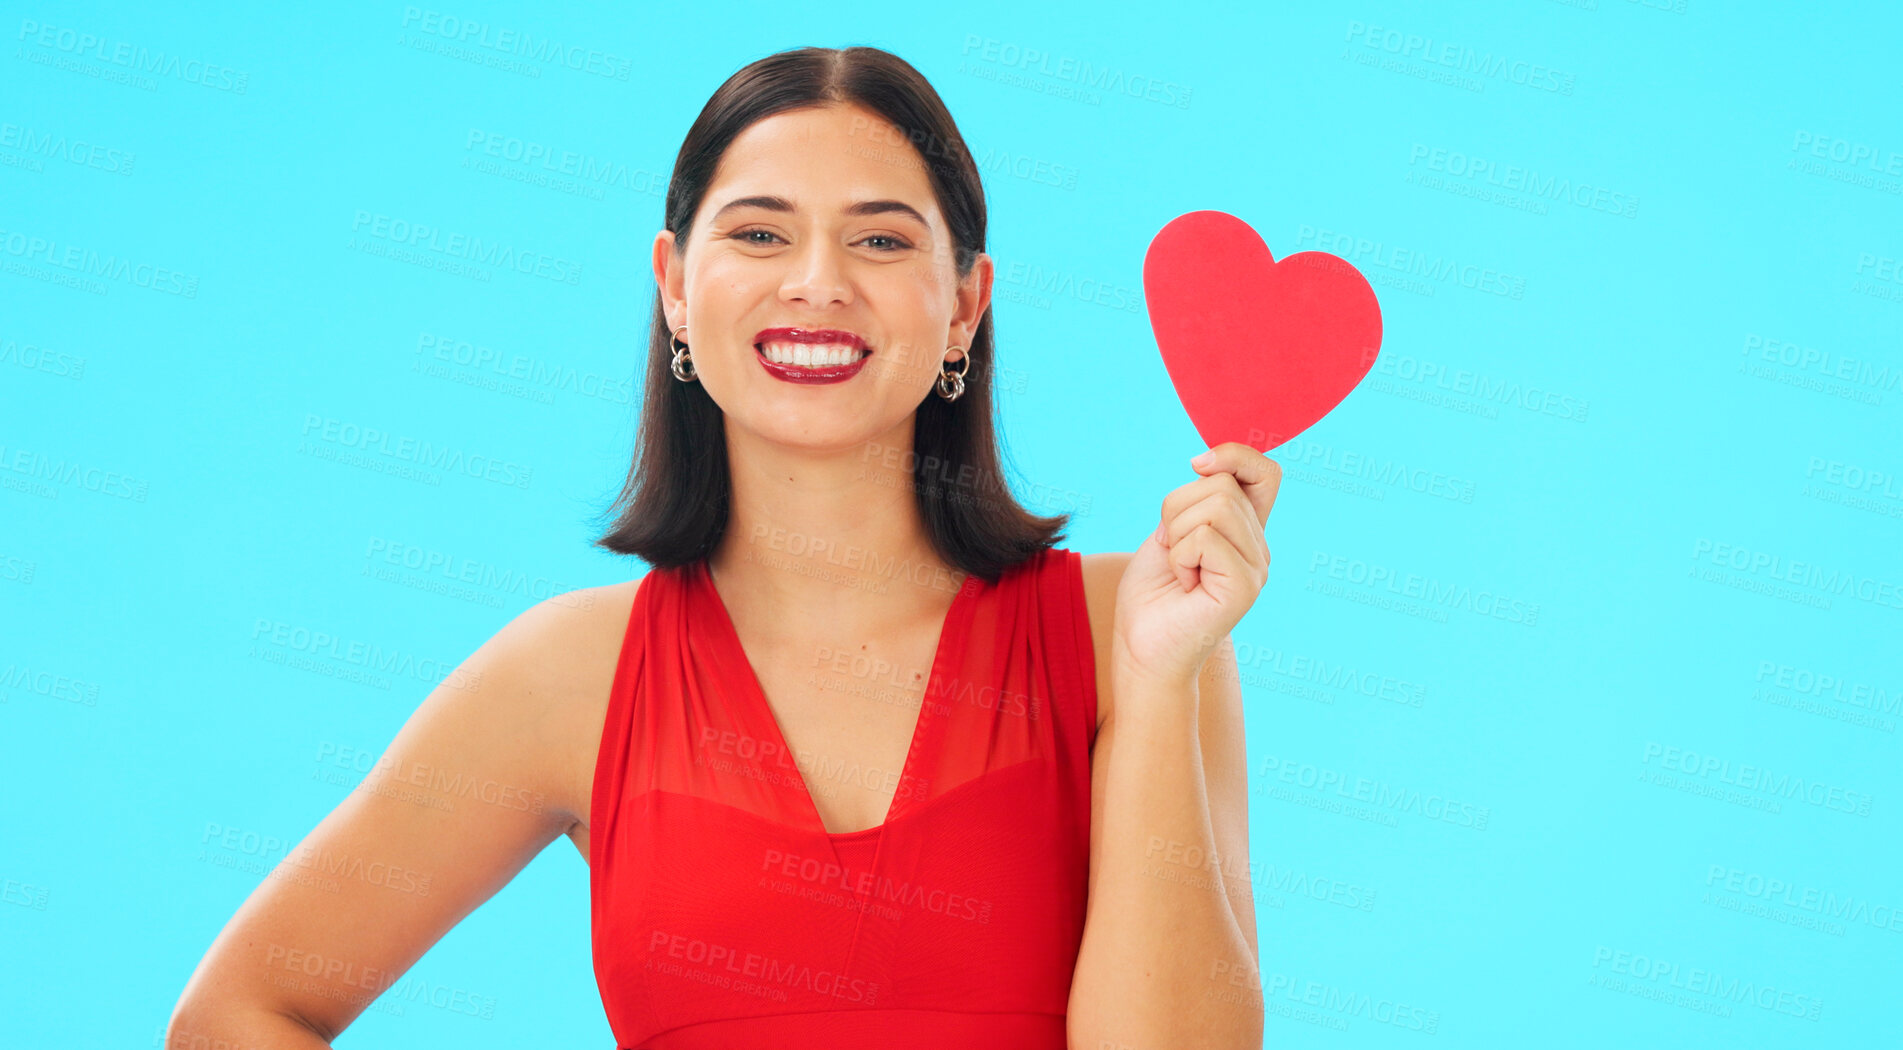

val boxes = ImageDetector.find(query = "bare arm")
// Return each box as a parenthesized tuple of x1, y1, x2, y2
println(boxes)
(1069, 552, 1262, 1050)
(166, 586, 626, 1045)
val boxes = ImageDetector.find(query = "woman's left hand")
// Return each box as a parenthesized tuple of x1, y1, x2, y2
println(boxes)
(1113, 441, 1282, 689)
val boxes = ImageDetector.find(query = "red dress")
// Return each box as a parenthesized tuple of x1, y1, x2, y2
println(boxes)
(590, 546, 1100, 1048)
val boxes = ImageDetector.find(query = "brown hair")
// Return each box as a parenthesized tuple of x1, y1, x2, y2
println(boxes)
(591, 46, 1068, 583)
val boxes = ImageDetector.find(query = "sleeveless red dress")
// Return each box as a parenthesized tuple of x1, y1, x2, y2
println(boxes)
(589, 546, 1100, 1048)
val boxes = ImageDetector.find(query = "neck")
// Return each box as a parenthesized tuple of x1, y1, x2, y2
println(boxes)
(706, 416, 965, 633)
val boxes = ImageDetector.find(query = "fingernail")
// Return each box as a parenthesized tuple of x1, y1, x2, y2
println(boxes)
(1191, 450, 1214, 466)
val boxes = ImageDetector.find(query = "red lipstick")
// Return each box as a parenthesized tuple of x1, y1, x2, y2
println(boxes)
(752, 327, 873, 385)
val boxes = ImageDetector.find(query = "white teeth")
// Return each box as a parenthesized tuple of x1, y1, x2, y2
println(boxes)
(758, 340, 865, 367)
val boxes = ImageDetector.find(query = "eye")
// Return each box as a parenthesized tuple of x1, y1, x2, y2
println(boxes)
(731, 227, 785, 245)
(859, 234, 913, 252)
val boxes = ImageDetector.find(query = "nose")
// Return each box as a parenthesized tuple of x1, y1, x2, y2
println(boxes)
(778, 239, 854, 309)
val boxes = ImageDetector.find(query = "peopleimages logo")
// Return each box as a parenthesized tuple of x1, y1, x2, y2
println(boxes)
(958, 35, 1192, 109)
(249, 617, 482, 692)
(1257, 754, 1491, 829)
(0, 662, 99, 706)
(398, 7, 631, 80)
(15, 18, 251, 93)
(1214, 961, 1440, 1033)
(1589, 946, 1823, 1020)
(1276, 435, 1477, 503)
(1306, 550, 1541, 626)
(646, 930, 880, 1005)
(762, 848, 993, 924)
(1373, 352, 1591, 422)
(1742, 334, 1903, 397)
(1690, 538, 1903, 610)
(1344, 21, 1575, 94)
(0, 226, 199, 298)
(1406, 143, 1638, 218)
(0, 442, 149, 502)
(1641, 742, 1874, 816)
(1754, 661, 1901, 719)
(462, 129, 667, 199)
(1293, 225, 1527, 300)
(414, 332, 634, 407)
(363, 536, 584, 606)
(1790, 131, 1903, 176)
(349, 211, 582, 286)
(0, 121, 136, 175)
(1706, 865, 1903, 934)
(299, 414, 534, 489)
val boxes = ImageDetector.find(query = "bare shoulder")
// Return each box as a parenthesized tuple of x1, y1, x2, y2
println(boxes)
(401, 576, 641, 839)
(475, 577, 642, 837)
(1077, 551, 1136, 733)
(165, 576, 644, 1041)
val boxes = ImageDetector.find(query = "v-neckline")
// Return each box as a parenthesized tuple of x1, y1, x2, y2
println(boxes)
(695, 558, 979, 839)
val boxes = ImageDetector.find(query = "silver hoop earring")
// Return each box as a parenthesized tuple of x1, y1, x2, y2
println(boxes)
(669, 325, 696, 382)
(936, 346, 969, 402)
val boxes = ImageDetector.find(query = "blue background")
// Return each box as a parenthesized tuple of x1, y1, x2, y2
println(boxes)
(4, 1, 1899, 1046)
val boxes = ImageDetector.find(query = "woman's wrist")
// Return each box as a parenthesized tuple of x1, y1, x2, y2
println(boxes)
(1109, 634, 1202, 722)
(1111, 626, 1205, 682)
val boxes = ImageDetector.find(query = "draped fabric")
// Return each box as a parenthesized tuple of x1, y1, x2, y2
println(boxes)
(589, 546, 1100, 1048)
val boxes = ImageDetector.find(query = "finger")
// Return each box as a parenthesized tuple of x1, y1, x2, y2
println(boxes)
(1169, 524, 1203, 592)
(1170, 521, 1258, 598)
(1190, 444, 1282, 524)
(1161, 470, 1272, 551)
(1202, 470, 1271, 544)
(1163, 490, 1267, 574)
(1189, 442, 1271, 480)
(1193, 524, 1261, 596)
(1158, 470, 1253, 535)
(1170, 522, 1228, 594)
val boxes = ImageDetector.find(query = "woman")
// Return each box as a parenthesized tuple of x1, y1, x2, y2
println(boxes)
(168, 45, 1276, 1049)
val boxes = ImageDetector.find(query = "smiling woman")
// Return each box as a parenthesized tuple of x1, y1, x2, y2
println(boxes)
(594, 48, 1061, 581)
(166, 44, 1267, 1050)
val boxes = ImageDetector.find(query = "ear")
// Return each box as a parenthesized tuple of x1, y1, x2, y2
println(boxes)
(949, 251, 993, 354)
(652, 230, 685, 329)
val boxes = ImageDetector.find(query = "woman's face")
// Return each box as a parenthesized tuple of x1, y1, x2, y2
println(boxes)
(654, 102, 991, 452)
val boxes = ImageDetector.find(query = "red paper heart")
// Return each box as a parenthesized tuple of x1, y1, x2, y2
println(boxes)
(1143, 210, 1382, 452)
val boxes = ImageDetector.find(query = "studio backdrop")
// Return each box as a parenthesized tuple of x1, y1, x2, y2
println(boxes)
(3, 2, 1898, 1046)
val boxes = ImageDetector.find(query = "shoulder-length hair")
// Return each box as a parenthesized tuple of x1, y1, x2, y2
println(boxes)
(592, 45, 1068, 584)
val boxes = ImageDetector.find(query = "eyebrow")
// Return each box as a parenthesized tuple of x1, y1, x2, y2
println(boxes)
(710, 195, 930, 228)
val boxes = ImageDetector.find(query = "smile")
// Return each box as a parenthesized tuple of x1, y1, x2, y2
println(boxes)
(752, 327, 874, 385)
(756, 340, 870, 367)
